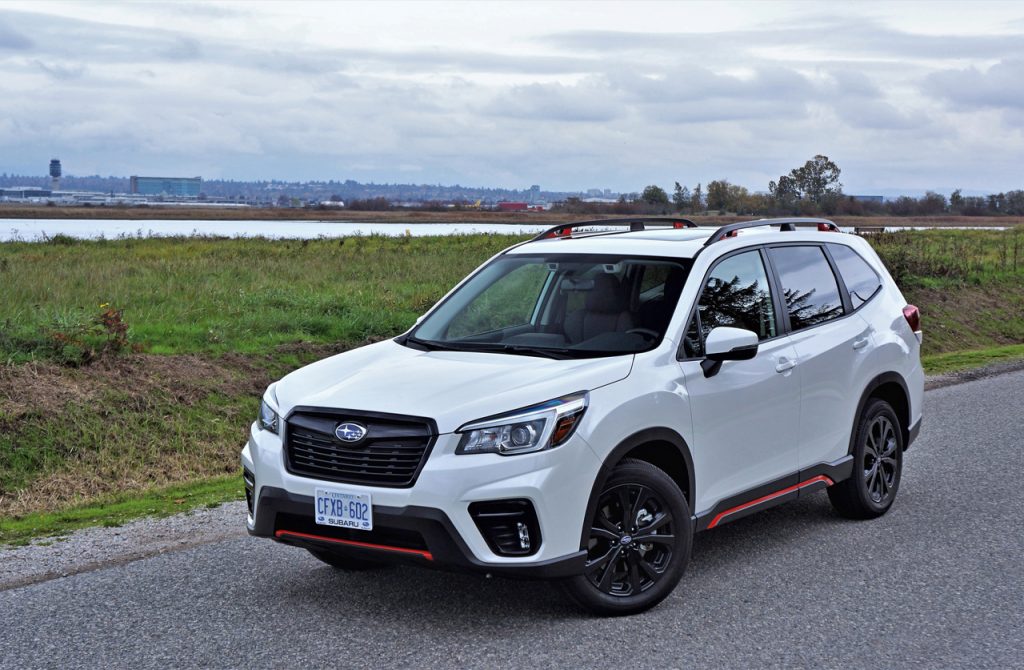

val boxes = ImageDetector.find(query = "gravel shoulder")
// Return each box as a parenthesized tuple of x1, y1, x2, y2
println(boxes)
(2, 358, 1021, 593)
(0, 502, 246, 591)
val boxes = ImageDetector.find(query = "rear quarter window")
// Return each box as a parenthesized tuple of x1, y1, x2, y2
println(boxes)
(828, 244, 882, 309)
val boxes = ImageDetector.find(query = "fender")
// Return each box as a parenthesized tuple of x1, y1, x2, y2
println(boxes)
(578, 427, 695, 550)
(849, 371, 912, 453)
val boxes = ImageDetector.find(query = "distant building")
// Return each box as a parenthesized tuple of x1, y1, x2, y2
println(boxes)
(0, 187, 52, 199)
(528, 185, 540, 204)
(498, 201, 529, 212)
(49, 159, 61, 191)
(130, 176, 201, 197)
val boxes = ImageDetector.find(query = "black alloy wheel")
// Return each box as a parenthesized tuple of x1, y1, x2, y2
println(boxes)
(828, 398, 904, 519)
(563, 459, 692, 616)
(864, 414, 899, 504)
(585, 483, 675, 596)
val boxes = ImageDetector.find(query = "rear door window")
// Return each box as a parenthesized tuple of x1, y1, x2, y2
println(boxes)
(767, 246, 845, 331)
(828, 244, 882, 309)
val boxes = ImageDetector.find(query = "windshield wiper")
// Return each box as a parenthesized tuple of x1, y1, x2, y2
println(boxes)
(456, 342, 573, 360)
(400, 336, 572, 360)
(399, 335, 465, 352)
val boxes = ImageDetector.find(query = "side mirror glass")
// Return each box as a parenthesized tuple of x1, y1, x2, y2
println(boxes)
(701, 326, 759, 377)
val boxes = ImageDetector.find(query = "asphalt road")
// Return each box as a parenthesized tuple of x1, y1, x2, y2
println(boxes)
(2, 371, 1023, 669)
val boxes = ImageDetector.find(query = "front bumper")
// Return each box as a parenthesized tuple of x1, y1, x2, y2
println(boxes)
(242, 421, 601, 573)
(250, 486, 586, 579)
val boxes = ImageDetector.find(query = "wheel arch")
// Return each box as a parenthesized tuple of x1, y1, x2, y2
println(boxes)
(578, 427, 695, 550)
(851, 372, 911, 452)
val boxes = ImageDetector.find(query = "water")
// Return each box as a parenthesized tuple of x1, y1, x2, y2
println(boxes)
(0, 219, 549, 242)
(0, 218, 1009, 242)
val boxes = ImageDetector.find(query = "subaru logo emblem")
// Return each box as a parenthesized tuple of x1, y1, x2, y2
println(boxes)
(335, 422, 367, 443)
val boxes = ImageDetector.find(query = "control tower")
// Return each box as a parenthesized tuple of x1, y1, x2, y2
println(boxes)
(49, 159, 61, 191)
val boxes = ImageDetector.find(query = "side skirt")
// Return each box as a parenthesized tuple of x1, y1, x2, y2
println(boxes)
(695, 456, 854, 532)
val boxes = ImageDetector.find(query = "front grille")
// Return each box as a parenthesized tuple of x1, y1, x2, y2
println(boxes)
(284, 409, 436, 488)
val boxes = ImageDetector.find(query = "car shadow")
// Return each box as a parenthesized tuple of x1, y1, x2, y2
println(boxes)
(267, 492, 849, 624)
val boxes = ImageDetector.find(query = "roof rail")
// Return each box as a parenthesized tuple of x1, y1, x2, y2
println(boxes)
(532, 216, 698, 242)
(703, 218, 840, 246)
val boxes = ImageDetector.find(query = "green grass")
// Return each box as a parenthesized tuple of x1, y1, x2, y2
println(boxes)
(0, 474, 243, 546)
(1, 230, 1020, 361)
(0, 234, 527, 362)
(871, 228, 1024, 286)
(921, 343, 1024, 375)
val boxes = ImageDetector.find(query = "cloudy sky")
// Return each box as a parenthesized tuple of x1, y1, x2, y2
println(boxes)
(1, 1, 1022, 194)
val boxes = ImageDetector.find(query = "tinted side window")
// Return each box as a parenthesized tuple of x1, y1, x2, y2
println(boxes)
(684, 250, 776, 357)
(829, 244, 882, 309)
(768, 246, 844, 331)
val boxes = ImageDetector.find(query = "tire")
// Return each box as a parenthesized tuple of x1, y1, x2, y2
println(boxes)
(828, 399, 904, 519)
(562, 459, 693, 616)
(306, 548, 389, 571)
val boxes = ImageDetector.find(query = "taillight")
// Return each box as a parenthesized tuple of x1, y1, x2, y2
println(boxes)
(902, 305, 921, 333)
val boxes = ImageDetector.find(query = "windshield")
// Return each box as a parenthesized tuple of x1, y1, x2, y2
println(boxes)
(402, 253, 691, 359)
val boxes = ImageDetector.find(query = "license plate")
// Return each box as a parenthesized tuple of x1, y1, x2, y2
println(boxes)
(314, 488, 373, 531)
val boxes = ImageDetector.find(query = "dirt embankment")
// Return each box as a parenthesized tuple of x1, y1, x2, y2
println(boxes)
(0, 353, 276, 517)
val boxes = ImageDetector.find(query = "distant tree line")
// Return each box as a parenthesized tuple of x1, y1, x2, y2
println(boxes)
(554, 155, 1024, 217)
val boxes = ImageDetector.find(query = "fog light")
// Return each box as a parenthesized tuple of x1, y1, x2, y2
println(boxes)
(243, 468, 255, 517)
(468, 499, 541, 556)
(517, 522, 530, 550)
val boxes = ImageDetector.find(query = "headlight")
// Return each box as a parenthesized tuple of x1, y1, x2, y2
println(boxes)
(258, 399, 280, 433)
(456, 392, 588, 456)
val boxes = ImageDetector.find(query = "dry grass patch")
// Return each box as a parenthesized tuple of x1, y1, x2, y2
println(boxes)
(0, 353, 277, 517)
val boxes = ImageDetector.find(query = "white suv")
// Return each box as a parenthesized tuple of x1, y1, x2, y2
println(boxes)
(242, 217, 924, 615)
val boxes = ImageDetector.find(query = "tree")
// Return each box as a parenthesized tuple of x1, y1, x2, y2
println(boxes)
(706, 180, 730, 212)
(768, 175, 800, 207)
(917, 191, 947, 215)
(949, 189, 964, 213)
(641, 184, 669, 206)
(673, 182, 691, 212)
(690, 183, 704, 212)
(792, 155, 842, 202)
(770, 155, 843, 204)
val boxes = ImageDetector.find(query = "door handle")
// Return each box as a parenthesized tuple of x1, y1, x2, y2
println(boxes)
(852, 337, 870, 350)
(775, 358, 796, 373)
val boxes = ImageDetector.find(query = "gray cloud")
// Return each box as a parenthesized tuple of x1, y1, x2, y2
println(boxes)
(0, 6, 1023, 193)
(543, 17, 1024, 62)
(484, 80, 622, 122)
(0, 18, 32, 49)
(924, 59, 1024, 110)
(33, 59, 85, 80)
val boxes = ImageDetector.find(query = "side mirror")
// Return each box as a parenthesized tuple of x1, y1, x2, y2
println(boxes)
(701, 327, 759, 378)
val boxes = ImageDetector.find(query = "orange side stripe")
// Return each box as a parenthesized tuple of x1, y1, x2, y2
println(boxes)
(707, 475, 834, 529)
(275, 529, 433, 561)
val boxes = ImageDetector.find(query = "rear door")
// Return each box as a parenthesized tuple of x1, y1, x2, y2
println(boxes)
(765, 244, 875, 470)
(679, 248, 802, 514)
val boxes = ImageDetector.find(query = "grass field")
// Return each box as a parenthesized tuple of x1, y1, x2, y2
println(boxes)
(1, 228, 1022, 541)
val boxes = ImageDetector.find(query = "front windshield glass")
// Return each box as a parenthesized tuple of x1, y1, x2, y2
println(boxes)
(405, 253, 690, 359)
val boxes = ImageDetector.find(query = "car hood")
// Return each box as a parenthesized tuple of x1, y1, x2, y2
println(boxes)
(273, 340, 633, 433)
